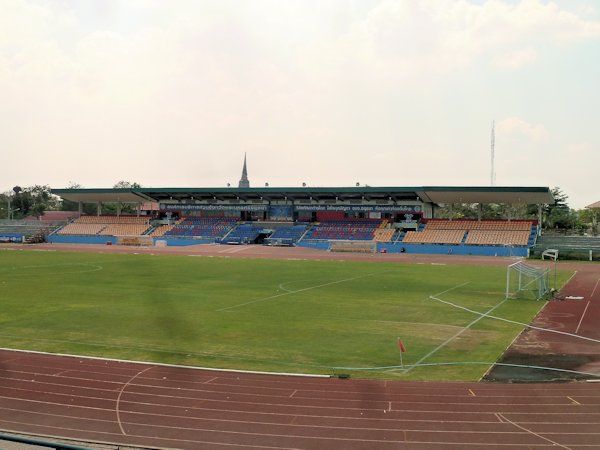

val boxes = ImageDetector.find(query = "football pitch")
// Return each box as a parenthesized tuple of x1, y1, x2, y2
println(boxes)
(0, 249, 572, 381)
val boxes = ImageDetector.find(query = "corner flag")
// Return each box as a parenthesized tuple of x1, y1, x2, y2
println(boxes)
(398, 339, 406, 353)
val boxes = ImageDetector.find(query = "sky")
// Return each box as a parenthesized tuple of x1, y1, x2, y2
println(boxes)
(1, 0, 599, 209)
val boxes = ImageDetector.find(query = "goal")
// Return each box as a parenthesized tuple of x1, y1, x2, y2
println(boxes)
(505, 261, 550, 300)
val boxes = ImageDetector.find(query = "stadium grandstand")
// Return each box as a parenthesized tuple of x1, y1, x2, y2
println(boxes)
(47, 184, 554, 257)
(0, 211, 77, 244)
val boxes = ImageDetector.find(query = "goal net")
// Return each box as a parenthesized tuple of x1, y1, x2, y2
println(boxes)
(505, 261, 550, 300)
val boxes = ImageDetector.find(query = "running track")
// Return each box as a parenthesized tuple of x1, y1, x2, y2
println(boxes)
(2, 349, 600, 449)
(1, 244, 600, 449)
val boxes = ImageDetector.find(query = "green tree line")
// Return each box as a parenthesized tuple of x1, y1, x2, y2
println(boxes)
(1, 181, 143, 219)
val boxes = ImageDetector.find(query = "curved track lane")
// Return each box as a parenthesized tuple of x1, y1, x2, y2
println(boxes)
(1, 349, 600, 449)
(1, 244, 600, 448)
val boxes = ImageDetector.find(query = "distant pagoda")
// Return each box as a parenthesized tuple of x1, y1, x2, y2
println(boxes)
(238, 153, 250, 188)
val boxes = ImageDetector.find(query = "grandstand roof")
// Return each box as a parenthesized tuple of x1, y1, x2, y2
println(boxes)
(52, 186, 554, 205)
(586, 201, 600, 209)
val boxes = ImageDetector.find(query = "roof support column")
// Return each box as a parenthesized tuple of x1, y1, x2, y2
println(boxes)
(97, 202, 102, 216)
(538, 204, 543, 236)
(478, 203, 482, 221)
(116, 203, 121, 217)
(78, 202, 82, 217)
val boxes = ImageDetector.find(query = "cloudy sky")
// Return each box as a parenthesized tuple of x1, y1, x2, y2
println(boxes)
(1, 0, 599, 208)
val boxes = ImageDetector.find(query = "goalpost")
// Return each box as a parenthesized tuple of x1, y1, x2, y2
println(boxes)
(505, 261, 550, 300)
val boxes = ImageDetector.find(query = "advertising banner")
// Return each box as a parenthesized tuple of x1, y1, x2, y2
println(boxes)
(160, 203, 268, 212)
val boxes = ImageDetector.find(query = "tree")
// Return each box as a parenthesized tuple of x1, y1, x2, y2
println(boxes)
(543, 187, 576, 230)
(0, 192, 8, 219)
(104, 180, 142, 214)
(578, 208, 600, 236)
(7, 185, 58, 219)
(113, 180, 142, 189)
(59, 182, 95, 214)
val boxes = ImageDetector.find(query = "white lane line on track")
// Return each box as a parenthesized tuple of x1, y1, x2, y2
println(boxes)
(4, 393, 600, 436)
(116, 365, 156, 435)
(2, 406, 585, 448)
(496, 413, 572, 450)
(3, 397, 600, 440)
(2, 415, 539, 449)
(7, 380, 591, 414)
(574, 301, 591, 335)
(4, 376, 597, 406)
(591, 278, 600, 298)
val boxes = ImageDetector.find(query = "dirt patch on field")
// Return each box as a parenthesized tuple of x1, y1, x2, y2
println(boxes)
(485, 268, 600, 382)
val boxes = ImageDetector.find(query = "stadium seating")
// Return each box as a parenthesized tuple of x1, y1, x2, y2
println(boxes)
(303, 219, 382, 241)
(373, 228, 395, 243)
(57, 223, 106, 235)
(149, 224, 176, 237)
(76, 215, 150, 224)
(464, 230, 529, 246)
(220, 223, 261, 244)
(266, 224, 308, 245)
(426, 219, 532, 231)
(403, 229, 466, 244)
(0, 220, 61, 240)
(98, 224, 151, 236)
(405, 220, 536, 246)
(57, 215, 151, 236)
(165, 218, 237, 239)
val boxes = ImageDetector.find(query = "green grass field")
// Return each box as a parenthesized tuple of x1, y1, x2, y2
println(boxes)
(0, 249, 572, 380)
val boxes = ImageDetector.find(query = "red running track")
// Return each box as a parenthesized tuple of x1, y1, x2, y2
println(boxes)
(1, 348, 600, 449)
(1, 244, 600, 448)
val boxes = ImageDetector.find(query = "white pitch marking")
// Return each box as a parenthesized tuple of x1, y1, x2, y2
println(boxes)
(402, 295, 507, 373)
(591, 278, 600, 298)
(217, 271, 386, 312)
(575, 301, 591, 335)
(426, 295, 600, 345)
(116, 365, 156, 436)
(218, 246, 250, 254)
(496, 413, 572, 450)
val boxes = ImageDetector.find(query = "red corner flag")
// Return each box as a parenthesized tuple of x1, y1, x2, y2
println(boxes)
(398, 339, 406, 353)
